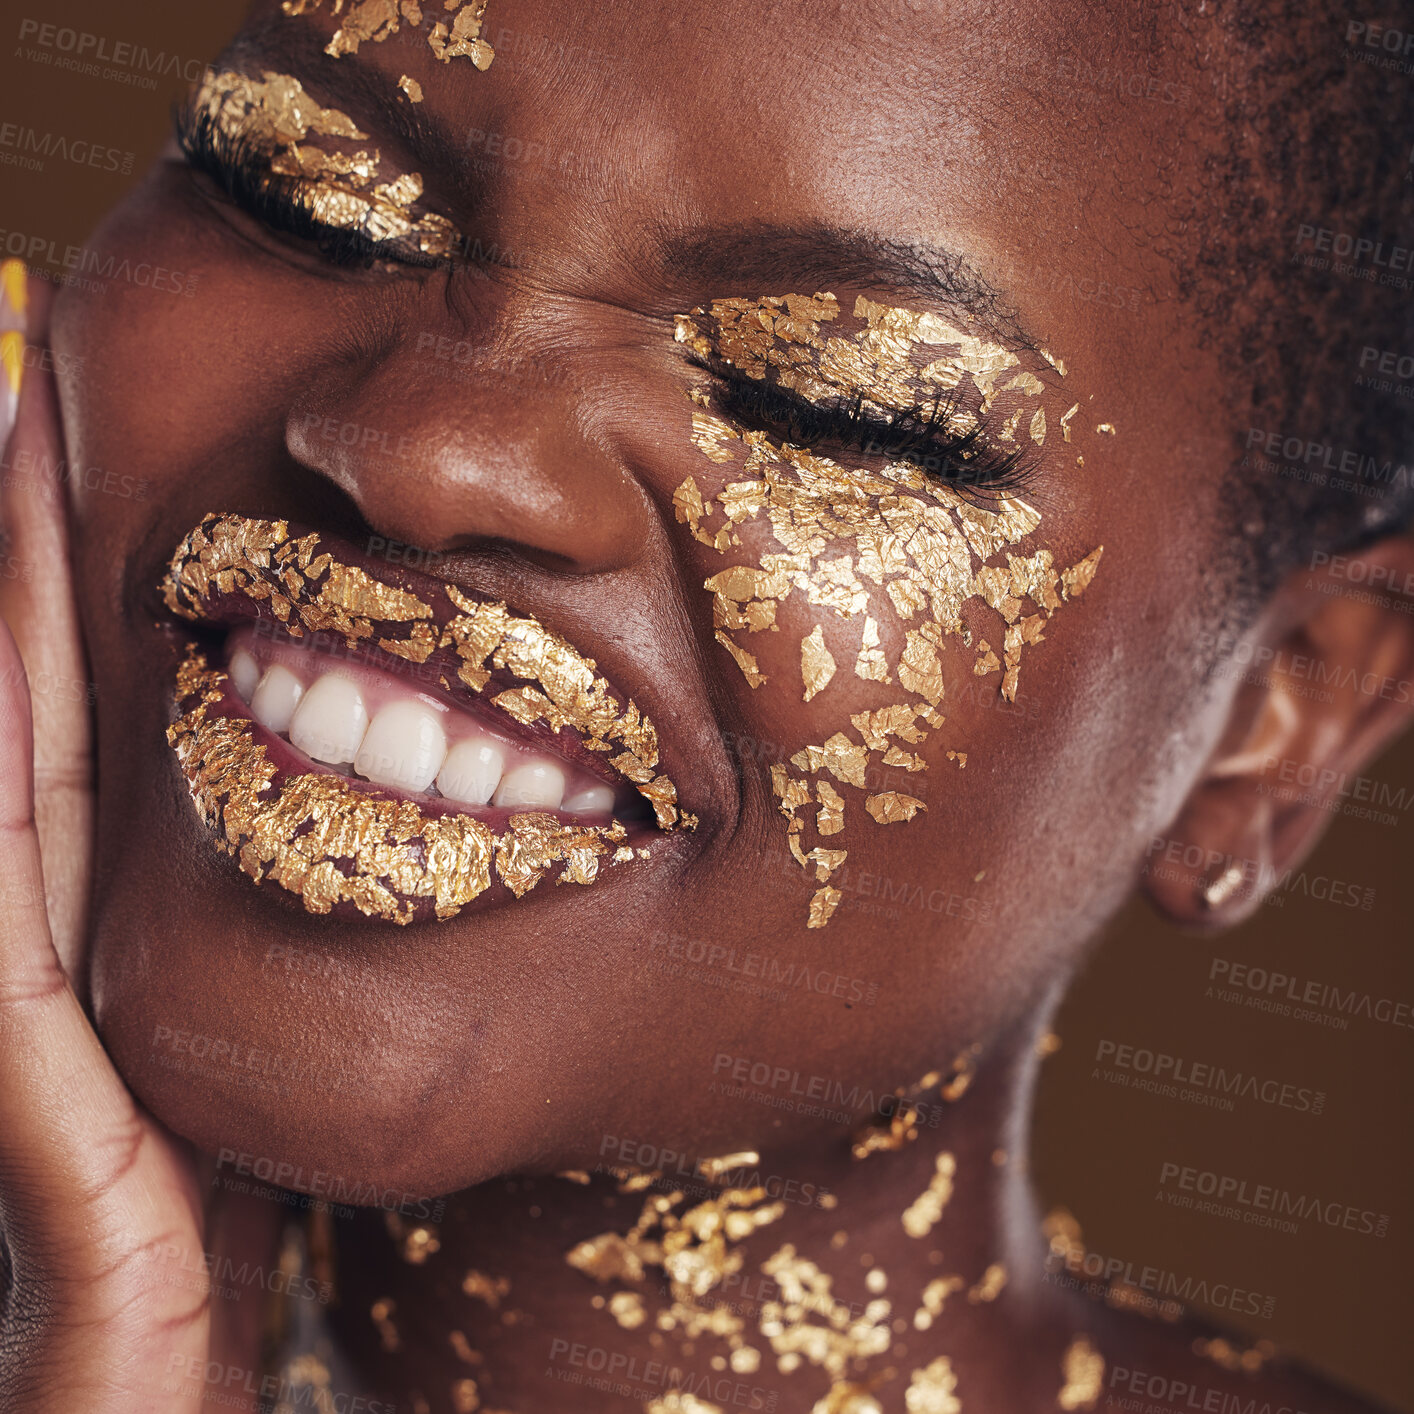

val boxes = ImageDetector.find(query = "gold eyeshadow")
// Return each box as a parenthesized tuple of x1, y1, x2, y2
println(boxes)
(675, 293, 1054, 442)
(674, 293, 1104, 927)
(192, 69, 462, 260)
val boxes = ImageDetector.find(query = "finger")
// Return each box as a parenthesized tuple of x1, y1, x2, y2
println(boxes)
(0, 264, 92, 982)
(0, 616, 162, 1273)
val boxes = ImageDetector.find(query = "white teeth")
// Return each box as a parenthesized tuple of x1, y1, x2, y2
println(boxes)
(355, 700, 447, 792)
(228, 648, 261, 704)
(250, 664, 304, 733)
(563, 784, 614, 816)
(437, 737, 506, 807)
(288, 673, 369, 766)
(494, 760, 566, 810)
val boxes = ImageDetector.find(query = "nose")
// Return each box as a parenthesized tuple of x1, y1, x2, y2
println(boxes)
(284, 319, 654, 576)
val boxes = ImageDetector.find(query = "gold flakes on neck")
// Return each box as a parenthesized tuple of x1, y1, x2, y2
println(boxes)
(901, 1153, 957, 1239)
(1058, 1337, 1105, 1409)
(904, 1356, 962, 1413)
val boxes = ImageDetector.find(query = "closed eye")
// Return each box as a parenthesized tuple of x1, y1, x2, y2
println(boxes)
(691, 355, 1038, 495)
(175, 103, 449, 271)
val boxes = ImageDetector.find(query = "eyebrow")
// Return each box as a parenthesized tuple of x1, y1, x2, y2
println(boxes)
(656, 224, 1038, 352)
(219, 23, 467, 177)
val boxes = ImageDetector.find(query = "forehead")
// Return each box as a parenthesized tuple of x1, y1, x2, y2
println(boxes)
(229, 0, 1222, 442)
(234, 0, 1182, 243)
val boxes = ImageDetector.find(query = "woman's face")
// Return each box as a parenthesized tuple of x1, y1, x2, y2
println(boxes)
(55, 0, 1239, 1195)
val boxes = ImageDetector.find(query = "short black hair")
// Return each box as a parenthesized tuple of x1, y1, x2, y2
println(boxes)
(1163, 3, 1414, 594)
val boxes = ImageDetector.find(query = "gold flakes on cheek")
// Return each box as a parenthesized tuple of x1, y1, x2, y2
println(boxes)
(966, 1262, 1006, 1303)
(864, 792, 926, 825)
(672, 298, 1107, 927)
(398, 74, 424, 102)
(801, 626, 837, 702)
(1057, 1337, 1105, 1410)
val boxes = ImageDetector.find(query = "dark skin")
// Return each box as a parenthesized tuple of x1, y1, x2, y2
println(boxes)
(0, 0, 1410, 1410)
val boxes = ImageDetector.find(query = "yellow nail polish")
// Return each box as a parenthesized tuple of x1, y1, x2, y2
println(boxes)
(0, 259, 26, 324)
(1, 329, 23, 398)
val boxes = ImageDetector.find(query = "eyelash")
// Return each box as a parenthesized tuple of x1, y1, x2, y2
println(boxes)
(174, 104, 444, 270)
(691, 356, 1038, 495)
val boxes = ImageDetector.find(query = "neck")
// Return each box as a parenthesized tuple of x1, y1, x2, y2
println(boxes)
(243, 1006, 1086, 1412)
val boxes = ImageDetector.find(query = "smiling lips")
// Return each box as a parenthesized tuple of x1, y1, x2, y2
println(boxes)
(160, 513, 693, 925)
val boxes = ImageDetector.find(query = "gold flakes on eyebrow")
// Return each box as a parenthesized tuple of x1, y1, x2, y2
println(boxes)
(801, 625, 837, 701)
(191, 70, 460, 260)
(901, 1152, 956, 1238)
(675, 297, 1105, 926)
(1057, 1337, 1105, 1409)
(905, 1356, 962, 1413)
(283, 0, 496, 69)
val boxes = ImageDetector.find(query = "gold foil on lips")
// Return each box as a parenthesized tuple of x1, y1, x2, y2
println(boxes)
(162, 514, 688, 829)
(758, 1244, 892, 1380)
(1058, 1337, 1105, 1409)
(901, 1152, 956, 1238)
(677, 295, 1105, 925)
(167, 650, 640, 924)
(192, 70, 460, 260)
(283, 0, 496, 69)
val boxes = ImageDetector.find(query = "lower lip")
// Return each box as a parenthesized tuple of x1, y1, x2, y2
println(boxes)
(164, 642, 655, 927)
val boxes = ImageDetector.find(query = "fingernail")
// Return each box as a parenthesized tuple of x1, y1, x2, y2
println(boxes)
(0, 259, 25, 446)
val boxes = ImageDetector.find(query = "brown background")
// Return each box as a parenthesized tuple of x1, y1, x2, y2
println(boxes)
(2, 4, 1409, 1407)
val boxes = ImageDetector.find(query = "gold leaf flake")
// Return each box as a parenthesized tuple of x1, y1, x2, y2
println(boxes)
(905, 1357, 961, 1414)
(1059, 403, 1079, 442)
(397, 74, 423, 101)
(901, 1152, 956, 1238)
(801, 625, 837, 702)
(1030, 406, 1047, 446)
(815, 780, 845, 835)
(808, 886, 842, 929)
(865, 792, 926, 824)
(853, 616, 891, 683)
(1058, 1337, 1105, 1409)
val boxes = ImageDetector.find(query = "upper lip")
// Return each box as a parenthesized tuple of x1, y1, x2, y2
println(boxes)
(158, 512, 692, 830)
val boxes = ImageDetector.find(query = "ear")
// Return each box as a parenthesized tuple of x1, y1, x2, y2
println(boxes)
(1142, 534, 1414, 928)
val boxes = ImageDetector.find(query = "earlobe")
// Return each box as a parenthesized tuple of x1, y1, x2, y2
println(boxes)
(1141, 533, 1414, 929)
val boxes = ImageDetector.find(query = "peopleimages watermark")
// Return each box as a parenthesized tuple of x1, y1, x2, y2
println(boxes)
(1255, 753, 1411, 828)
(710, 1052, 950, 1128)
(595, 1134, 831, 1209)
(1105, 1364, 1301, 1413)
(546, 1339, 776, 1412)
(0, 120, 133, 176)
(1207, 958, 1413, 1032)
(0, 227, 200, 297)
(1143, 836, 1376, 911)
(649, 930, 879, 1008)
(214, 1148, 446, 1222)
(1156, 1161, 1390, 1239)
(141, 1236, 333, 1306)
(163, 1353, 392, 1413)
(1244, 426, 1414, 499)
(1091, 1040, 1325, 1116)
(1043, 1243, 1277, 1322)
(15, 19, 217, 89)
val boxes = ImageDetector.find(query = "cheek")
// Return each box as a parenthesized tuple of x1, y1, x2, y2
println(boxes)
(670, 420, 1105, 933)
